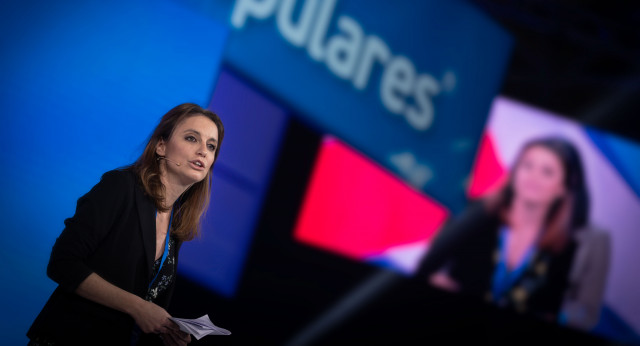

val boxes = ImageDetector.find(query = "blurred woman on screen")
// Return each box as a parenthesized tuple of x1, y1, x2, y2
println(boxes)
(27, 103, 224, 345)
(416, 137, 609, 328)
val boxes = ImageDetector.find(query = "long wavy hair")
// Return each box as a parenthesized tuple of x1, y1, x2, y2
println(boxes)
(132, 103, 224, 241)
(484, 137, 589, 253)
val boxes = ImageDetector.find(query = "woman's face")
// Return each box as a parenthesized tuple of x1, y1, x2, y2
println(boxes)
(156, 114, 219, 186)
(512, 145, 566, 207)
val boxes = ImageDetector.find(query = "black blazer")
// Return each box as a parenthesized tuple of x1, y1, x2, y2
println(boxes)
(416, 201, 576, 319)
(28, 169, 183, 345)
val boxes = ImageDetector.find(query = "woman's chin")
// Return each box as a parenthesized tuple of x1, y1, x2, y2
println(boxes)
(188, 172, 208, 185)
(519, 197, 556, 210)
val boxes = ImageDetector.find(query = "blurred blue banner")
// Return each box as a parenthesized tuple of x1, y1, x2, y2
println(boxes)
(182, 0, 513, 211)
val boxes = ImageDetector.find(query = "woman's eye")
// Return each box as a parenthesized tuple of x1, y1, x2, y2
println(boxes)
(186, 136, 196, 142)
(208, 144, 216, 151)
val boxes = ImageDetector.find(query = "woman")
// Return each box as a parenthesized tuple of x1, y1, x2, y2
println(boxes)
(27, 103, 224, 345)
(416, 137, 606, 323)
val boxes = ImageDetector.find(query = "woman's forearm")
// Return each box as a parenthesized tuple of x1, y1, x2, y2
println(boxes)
(75, 273, 177, 334)
(75, 272, 144, 316)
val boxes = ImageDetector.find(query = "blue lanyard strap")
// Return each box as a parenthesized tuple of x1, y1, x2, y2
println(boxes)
(491, 226, 536, 299)
(149, 210, 173, 288)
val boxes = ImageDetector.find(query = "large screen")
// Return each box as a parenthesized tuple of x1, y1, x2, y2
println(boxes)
(464, 97, 640, 343)
(294, 96, 640, 344)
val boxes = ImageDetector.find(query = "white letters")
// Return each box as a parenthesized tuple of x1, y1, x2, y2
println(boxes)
(325, 16, 363, 80)
(307, 0, 337, 61)
(390, 152, 434, 189)
(406, 74, 440, 130)
(380, 55, 415, 114)
(352, 35, 391, 90)
(277, 0, 318, 47)
(230, 0, 447, 131)
(231, 0, 279, 28)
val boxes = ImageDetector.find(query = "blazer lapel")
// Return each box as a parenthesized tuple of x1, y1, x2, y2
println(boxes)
(135, 184, 156, 274)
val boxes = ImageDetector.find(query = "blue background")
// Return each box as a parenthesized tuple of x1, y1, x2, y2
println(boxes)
(0, 0, 228, 342)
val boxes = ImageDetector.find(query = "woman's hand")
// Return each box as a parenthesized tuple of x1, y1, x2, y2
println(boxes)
(429, 271, 460, 292)
(74, 273, 180, 335)
(130, 299, 178, 334)
(160, 326, 192, 346)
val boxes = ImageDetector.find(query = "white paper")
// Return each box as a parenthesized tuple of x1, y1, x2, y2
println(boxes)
(169, 314, 231, 340)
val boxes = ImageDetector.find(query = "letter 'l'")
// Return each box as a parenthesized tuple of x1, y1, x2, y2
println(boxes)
(307, 0, 337, 62)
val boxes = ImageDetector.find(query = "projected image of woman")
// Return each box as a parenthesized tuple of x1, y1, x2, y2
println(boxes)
(416, 137, 609, 328)
(27, 103, 224, 345)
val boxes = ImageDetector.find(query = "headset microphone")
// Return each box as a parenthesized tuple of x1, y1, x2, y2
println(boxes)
(157, 156, 181, 166)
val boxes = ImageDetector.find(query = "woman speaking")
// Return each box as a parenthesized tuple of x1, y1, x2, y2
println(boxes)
(27, 103, 224, 345)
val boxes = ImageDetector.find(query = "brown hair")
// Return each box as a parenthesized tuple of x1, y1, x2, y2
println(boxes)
(132, 103, 225, 241)
(484, 137, 589, 253)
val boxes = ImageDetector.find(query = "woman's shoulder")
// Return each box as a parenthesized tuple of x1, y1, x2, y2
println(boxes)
(573, 226, 611, 252)
(458, 199, 495, 222)
(99, 167, 138, 187)
(81, 168, 140, 202)
(437, 200, 499, 240)
(574, 225, 609, 239)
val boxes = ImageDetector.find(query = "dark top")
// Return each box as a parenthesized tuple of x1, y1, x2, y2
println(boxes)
(130, 235, 178, 345)
(147, 236, 177, 303)
(415, 201, 576, 319)
(27, 169, 183, 346)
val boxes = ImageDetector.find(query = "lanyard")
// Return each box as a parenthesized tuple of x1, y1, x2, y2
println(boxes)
(491, 226, 536, 299)
(149, 210, 172, 288)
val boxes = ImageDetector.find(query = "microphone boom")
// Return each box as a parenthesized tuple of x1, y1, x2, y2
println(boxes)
(157, 156, 181, 166)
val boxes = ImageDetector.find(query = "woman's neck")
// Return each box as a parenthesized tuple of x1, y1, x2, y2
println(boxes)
(507, 197, 548, 234)
(158, 167, 191, 210)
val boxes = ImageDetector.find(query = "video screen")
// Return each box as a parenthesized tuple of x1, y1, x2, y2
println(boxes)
(294, 96, 640, 344)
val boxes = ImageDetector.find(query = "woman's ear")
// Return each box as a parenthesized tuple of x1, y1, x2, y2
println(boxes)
(156, 139, 166, 157)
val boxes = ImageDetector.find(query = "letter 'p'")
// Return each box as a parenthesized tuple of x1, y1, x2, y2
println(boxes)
(231, 0, 279, 28)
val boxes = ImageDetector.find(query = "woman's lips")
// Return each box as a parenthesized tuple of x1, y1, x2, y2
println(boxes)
(189, 160, 205, 171)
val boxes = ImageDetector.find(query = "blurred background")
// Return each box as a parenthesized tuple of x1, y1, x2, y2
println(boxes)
(1, 0, 639, 344)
